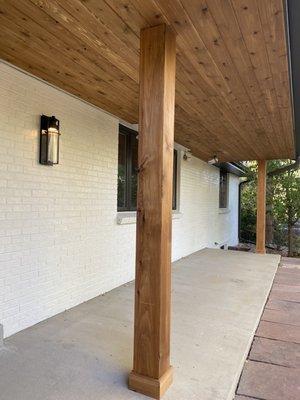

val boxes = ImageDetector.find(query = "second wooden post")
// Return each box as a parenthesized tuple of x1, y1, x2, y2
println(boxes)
(256, 160, 267, 254)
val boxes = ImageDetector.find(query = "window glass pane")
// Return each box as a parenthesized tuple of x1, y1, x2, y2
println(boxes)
(219, 171, 228, 208)
(130, 135, 138, 210)
(48, 130, 59, 164)
(118, 125, 179, 211)
(118, 133, 127, 209)
(172, 150, 178, 210)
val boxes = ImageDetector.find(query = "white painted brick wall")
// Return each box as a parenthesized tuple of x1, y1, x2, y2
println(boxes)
(0, 62, 239, 338)
(172, 156, 239, 260)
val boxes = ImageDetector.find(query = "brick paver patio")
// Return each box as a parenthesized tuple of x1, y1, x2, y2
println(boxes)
(235, 257, 300, 400)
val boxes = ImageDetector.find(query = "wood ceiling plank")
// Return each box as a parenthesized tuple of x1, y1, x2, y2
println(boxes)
(104, 0, 263, 159)
(127, 0, 293, 160)
(175, 98, 223, 148)
(175, 78, 250, 160)
(135, 0, 268, 159)
(174, 126, 213, 161)
(207, 0, 280, 149)
(104, 0, 149, 36)
(0, 47, 92, 105)
(159, 0, 281, 159)
(9, 0, 139, 94)
(140, 0, 235, 99)
(0, 46, 131, 120)
(78, 0, 140, 50)
(176, 60, 269, 159)
(0, 0, 294, 161)
(231, 0, 290, 157)
(104, 0, 240, 158)
(256, 0, 294, 156)
(180, 1, 263, 120)
(29, 0, 139, 82)
(0, 1, 138, 121)
(0, 22, 137, 116)
(175, 105, 231, 160)
(176, 102, 268, 162)
(0, 27, 136, 122)
(182, 0, 279, 157)
(175, 120, 217, 160)
(175, 107, 251, 162)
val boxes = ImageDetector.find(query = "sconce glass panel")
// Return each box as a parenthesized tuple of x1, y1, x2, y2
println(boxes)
(40, 115, 60, 165)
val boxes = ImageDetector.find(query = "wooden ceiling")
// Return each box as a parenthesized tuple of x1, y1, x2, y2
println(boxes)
(0, 0, 295, 162)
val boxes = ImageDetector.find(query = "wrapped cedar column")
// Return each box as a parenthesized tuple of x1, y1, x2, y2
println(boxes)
(128, 24, 176, 399)
(256, 160, 267, 254)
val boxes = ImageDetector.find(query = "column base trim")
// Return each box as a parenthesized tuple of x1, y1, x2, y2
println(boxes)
(256, 249, 266, 254)
(128, 366, 173, 399)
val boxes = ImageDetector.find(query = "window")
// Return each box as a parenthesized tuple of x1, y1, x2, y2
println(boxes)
(219, 170, 228, 208)
(117, 125, 138, 211)
(172, 147, 178, 210)
(117, 125, 178, 212)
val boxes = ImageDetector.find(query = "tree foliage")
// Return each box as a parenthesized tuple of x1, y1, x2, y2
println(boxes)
(240, 162, 257, 242)
(240, 160, 300, 256)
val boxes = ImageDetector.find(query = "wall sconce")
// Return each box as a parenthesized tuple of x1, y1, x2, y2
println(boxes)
(183, 149, 192, 161)
(39, 115, 60, 165)
(208, 155, 218, 165)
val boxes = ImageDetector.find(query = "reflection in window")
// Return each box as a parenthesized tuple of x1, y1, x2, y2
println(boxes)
(219, 170, 228, 208)
(117, 132, 127, 209)
(117, 125, 178, 211)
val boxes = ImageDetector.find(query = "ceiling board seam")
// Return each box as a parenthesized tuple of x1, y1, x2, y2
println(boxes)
(120, 0, 264, 159)
(206, 0, 279, 157)
(229, 0, 287, 157)
(0, 21, 137, 120)
(20, 0, 139, 91)
(152, 0, 263, 158)
(176, 64, 257, 158)
(0, 59, 120, 121)
(102, 0, 141, 40)
(28, 0, 138, 82)
(255, 0, 293, 155)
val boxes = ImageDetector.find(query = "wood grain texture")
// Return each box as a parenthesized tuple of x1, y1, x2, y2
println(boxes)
(256, 159, 267, 254)
(0, 0, 295, 161)
(128, 24, 175, 398)
(129, 366, 173, 399)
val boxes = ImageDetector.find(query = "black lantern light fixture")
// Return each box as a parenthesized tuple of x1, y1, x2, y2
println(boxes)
(39, 115, 60, 165)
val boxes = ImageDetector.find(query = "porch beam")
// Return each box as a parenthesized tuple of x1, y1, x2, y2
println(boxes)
(128, 24, 176, 399)
(256, 160, 267, 254)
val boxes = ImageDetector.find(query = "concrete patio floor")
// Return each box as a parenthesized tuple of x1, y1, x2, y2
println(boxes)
(0, 249, 280, 400)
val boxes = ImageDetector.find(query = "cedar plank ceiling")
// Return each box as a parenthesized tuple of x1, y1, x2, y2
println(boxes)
(0, 0, 295, 162)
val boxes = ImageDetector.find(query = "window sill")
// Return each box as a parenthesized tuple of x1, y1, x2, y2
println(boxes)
(117, 211, 183, 225)
(219, 208, 231, 214)
(116, 211, 136, 225)
(172, 211, 183, 220)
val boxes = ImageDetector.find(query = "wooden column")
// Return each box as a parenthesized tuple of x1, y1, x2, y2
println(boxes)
(128, 25, 176, 399)
(256, 160, 267, 254)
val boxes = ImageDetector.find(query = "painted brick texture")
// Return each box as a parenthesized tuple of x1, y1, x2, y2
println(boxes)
(0, 62, 239, 338)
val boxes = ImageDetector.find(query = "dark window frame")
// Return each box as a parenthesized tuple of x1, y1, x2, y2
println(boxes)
(172, 148, 178, 211)
(219, 170, 228, 209)
(117, 124, 178, 212)
(118, 125, 138, 212)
